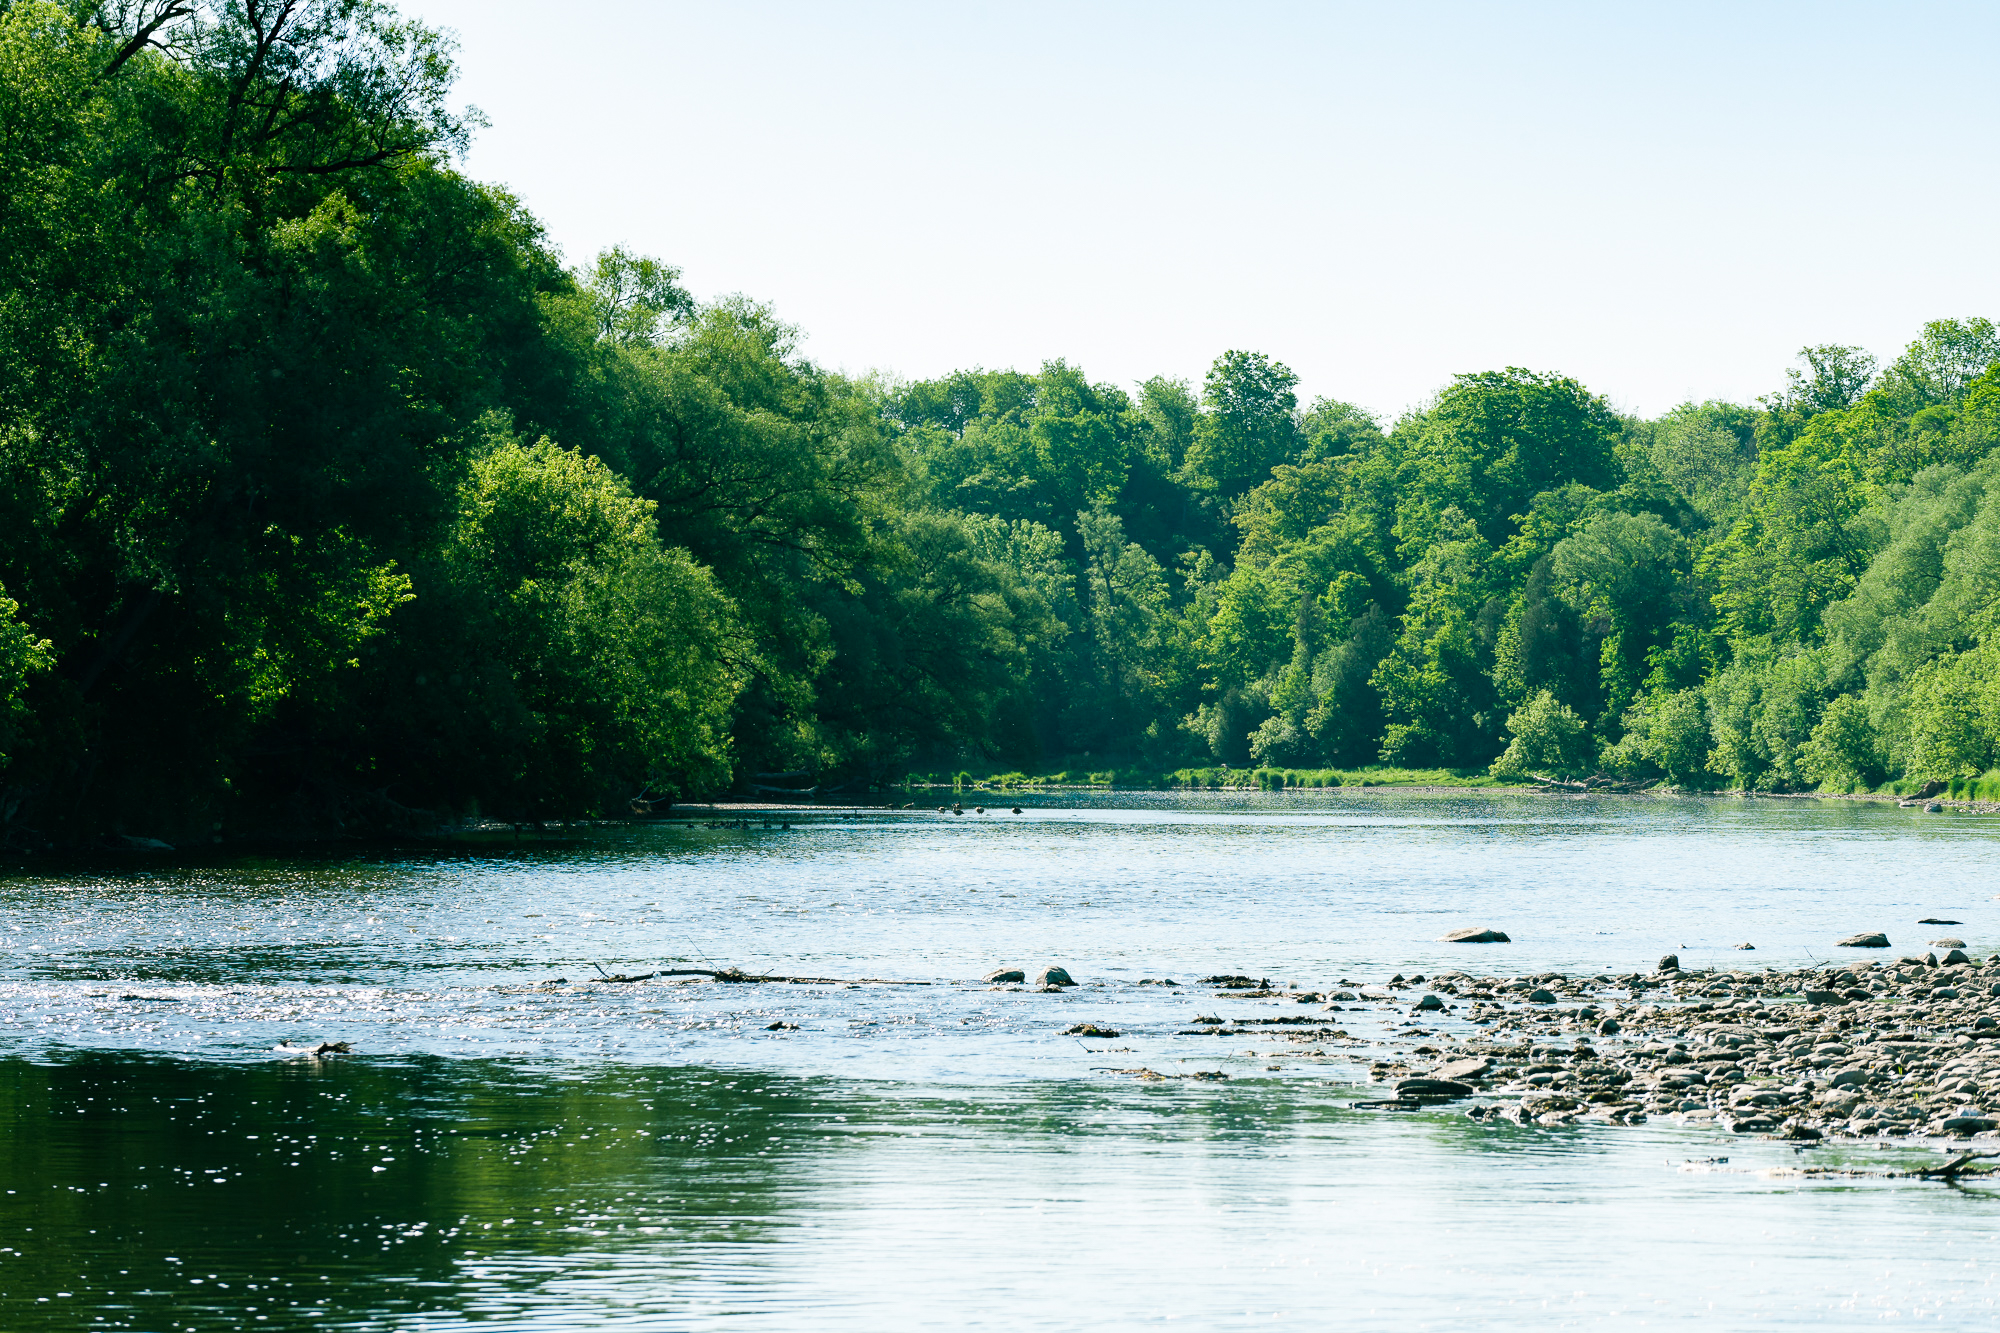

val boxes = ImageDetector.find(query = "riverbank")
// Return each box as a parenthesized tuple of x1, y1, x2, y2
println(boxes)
(1312, 948, 2000, 1143)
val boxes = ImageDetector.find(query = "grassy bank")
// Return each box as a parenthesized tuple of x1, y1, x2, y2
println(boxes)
(906, 765, 1511, 792)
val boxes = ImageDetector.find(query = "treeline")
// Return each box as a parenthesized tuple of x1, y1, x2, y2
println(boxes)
(6, 1, 2000, 847)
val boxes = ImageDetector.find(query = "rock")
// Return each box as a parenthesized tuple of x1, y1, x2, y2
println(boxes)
(1062, 1023, 1120, 1038)
(1778, 1124, 1824, 1141)
(275, 1040, 350, 1057)
(1926, 802, 1945, 813)
(1527, 988, 1557, 1003)
(1011, 807, 1022, 814)
(1394, 1077, 1474, 1101)
(765, 1021, 799, 1031)
(1837, 932, 1891, 948)
(1735, 943, 1756, 950)
(1033, 966, 1075, 987)
(1942, 950, 1972, 966)
(982, 968, 1026, 983)
(1441, 927, 1511, 943)
(1941, 1115, 1999, 1135)
(1521, 1092, 1581, 1115)
(1435, 1057, 1493, 1082)
(1828, 1068, 1872, 1089)
(1657, 954, 1680, 972)
(1804, 989, 1848, 1005)
(1415, 994, 1445, 1011)
(116, 835, 174, 851)
(1597, 1017, 1621, 1036)
(1932, 938, 1968, 949)
(1727, 1115, 1778, 1133)
(1920, 918, 1963, 925)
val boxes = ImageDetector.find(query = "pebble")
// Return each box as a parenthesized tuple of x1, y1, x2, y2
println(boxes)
(1306, 953, 2000, 1144)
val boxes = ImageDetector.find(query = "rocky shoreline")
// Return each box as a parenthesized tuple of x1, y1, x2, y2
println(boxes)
(1336, 946, 2000, 1141)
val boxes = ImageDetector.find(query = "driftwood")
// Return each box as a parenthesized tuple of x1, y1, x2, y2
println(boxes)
(1527, 773, 1658, 794)
(1910, 1151, 2000, 1181)
(1684, 1150, 2000, 1182)
(587, 964, 928, 986)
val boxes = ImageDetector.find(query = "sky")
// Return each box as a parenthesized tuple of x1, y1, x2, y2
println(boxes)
(408, 0, 2000, 421)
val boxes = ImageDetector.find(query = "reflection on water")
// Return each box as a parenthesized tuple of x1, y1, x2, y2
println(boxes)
(7, 1055, 2000, 1329)
(5, 792, 2000, 1327)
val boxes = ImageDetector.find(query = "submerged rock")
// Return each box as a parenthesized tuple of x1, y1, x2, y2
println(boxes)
(1395, 1077, 1474, 1101)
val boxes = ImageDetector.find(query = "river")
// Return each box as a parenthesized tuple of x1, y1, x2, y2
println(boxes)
(4, 791, 1999, 1328)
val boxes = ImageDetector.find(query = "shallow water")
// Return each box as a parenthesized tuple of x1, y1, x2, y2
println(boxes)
(5, 791, 2000, 1328)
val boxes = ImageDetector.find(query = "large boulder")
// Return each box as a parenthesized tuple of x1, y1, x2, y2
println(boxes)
(1441, 927, 1510, 943)
(1032, 965, 1075, 987)
(1435, 1057, 1493, 1082)
(1837, 932, 1891, 948)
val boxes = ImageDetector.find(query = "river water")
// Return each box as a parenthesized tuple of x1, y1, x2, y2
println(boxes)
(4, 791, 2000, 1328)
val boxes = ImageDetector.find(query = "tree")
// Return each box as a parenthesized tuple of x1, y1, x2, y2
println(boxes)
(1489, 691, 1593, 780)
(1390, 368, 1623, 555)
(1181, 350, 1301, 498)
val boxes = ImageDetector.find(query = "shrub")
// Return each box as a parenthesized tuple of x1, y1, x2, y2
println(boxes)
(1489, 691, 1593, 780)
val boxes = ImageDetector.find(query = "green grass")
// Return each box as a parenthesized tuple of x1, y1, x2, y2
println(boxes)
(908, 765, 1512, 791)
(1871, 769, 2000, 801)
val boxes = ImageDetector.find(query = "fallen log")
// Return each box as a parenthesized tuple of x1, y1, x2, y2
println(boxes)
(586, 964, 928, 985)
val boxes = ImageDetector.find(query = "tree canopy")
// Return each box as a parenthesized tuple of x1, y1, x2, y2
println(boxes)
(5, 0, 2000, 850)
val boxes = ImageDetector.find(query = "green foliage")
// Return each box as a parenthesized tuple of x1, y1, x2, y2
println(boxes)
(1182, 351, 1301, 497)
(1390, 368, 1624, 554)
(9, 0, 2000, 842)
(1799, 693, 1881, 791)
(1601, 688, 1712, 786)
(1489, 691, 1593, 780)
(0, 582, 53, 774)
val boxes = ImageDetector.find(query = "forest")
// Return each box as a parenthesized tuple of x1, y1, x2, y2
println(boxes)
(7, 0, 2000, 846)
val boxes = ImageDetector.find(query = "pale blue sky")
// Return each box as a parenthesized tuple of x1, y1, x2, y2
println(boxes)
(410, 0, 2000, 419)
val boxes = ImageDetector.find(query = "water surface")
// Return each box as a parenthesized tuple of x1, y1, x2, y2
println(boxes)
(5, 791, 1999, 1328)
